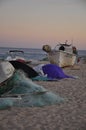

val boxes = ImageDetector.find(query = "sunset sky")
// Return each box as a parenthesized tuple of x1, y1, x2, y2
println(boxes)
(0, 0, 86, 49)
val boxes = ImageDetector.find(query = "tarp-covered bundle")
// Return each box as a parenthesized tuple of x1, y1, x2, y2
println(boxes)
(0, 70, 64, 109)
(42, 64, 74, 79)
(32, 64, 75, 81)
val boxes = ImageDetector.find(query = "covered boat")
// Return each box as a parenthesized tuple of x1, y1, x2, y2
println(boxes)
(0, 61, 15, 95)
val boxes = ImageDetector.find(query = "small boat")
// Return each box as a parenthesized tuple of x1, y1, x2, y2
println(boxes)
(42, 41, 77, 67)
(0, 61, 15, 95)
(5, 50, 30, 63)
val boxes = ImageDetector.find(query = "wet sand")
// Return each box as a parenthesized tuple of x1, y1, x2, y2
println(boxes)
(0, 63, 86, 130)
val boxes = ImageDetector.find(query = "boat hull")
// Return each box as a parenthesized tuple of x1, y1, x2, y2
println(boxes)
(0, 61, 15, 95)
(48, 50, 76, 67)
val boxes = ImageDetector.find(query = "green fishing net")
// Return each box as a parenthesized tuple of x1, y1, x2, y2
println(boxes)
(0, 70, 64, 109)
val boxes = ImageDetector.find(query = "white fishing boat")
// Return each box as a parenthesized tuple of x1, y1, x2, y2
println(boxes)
(48, 50, 76, 67)
(5, 50, 26, 62)
(4, 49, 32, 64)
(42, 41, 77, 67)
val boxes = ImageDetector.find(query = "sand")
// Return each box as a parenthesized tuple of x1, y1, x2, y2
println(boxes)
(0, 63, 86, 130)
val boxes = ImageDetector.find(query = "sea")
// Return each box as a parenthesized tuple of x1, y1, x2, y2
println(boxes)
(0, 47, 86, 61)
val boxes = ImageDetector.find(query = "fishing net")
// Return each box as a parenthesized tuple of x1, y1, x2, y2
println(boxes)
(0, 97, 21, 110)
(0, 98, 13, 109)
(13, 91, 63, 107)
(6, 70, 47, 94)
(0, 70, 64, 109)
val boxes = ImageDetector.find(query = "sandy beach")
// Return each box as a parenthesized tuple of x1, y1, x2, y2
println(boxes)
(0, 63, 86, 130)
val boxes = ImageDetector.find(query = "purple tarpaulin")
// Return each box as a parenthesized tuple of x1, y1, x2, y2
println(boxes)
(42, 64, 74, 79)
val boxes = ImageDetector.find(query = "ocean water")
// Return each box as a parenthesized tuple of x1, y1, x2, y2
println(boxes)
(0, 47, 86, 61)
(0, 47, 47, 60)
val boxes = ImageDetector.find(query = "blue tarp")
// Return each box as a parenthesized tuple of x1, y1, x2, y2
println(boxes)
(42, 64, 74, 79)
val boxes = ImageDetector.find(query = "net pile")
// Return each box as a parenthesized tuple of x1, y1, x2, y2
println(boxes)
(0, 70, 64, 109)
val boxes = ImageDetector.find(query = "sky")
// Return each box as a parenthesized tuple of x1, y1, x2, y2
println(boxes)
(0, 0, 86, 49)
